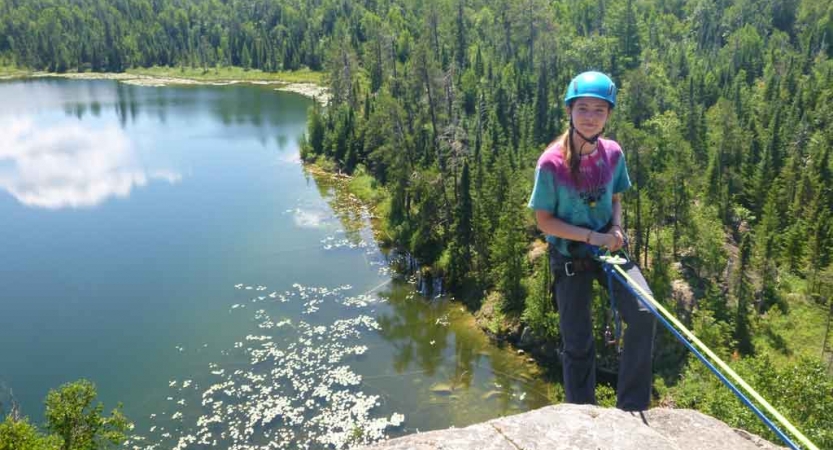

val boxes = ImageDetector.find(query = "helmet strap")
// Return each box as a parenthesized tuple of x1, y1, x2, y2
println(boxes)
(569, 117, 603, 146)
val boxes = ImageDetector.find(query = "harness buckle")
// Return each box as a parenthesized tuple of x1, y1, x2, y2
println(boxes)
(564, 261, 576, 277)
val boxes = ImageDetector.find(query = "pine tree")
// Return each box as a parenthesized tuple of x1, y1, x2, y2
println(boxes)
(474, 45, 484, 78)
(410, 173, 444, 266)
(489, 177, 528, 313)
(532, 59, 550, 146)
(241, 43, 252, 70)
(616, 0, 641, 69)
(454, 0, 467, 71)
(447, 160, 474, 298)
(303, 104, 326, 160)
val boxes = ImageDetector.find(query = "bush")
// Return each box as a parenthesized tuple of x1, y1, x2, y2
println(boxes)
(0, 416, 59, 450)
(0, 380, 130, 450)
(669, 355, 832, 448)
(521, 257, 560, 340)
(45, 380, 131, 450)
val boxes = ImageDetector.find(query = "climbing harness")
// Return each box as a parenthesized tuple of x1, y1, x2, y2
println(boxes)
(590, 246, 819, 450)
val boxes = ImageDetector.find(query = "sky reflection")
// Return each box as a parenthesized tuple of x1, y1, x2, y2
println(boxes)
(0, 117, 180, 209)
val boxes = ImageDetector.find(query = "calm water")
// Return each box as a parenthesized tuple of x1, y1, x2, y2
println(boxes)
(0, 78, 558, 448)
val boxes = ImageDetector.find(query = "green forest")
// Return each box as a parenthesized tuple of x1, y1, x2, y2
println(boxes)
(1, 0, 832, 447)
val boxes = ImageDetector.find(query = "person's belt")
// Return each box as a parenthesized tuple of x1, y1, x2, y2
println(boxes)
(562, 258, 598, 276)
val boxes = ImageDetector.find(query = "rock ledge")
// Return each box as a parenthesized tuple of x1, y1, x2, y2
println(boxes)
(359, 404, 784, 450)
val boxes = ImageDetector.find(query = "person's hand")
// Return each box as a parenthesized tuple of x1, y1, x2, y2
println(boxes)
(601, 232, 623, 251)
(590, 231, 619, 250)
(610, 226, 625, 252)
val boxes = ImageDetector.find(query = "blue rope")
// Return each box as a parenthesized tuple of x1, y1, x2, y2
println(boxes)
(602, 263, 801, 450)
(605, 269, 622, 353)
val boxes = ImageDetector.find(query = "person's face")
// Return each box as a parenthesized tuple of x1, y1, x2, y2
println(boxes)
(567, 97, 610, 138)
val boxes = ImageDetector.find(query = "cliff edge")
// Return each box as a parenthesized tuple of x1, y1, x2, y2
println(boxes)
(358, 404, 784, 450)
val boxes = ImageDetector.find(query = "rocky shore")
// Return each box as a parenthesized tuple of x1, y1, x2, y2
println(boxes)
(273, 82, 330, 105)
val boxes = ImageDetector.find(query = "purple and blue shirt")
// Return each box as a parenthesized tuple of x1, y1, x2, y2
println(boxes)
(527, 138, 632, 257)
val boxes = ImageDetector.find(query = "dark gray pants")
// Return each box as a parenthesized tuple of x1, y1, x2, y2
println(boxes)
(550, 249, 657, 411)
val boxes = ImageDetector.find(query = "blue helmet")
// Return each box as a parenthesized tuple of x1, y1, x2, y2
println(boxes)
(564, 71, 617, 108)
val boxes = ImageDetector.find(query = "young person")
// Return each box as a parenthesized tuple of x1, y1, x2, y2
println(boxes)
(527, 71, 657, 411)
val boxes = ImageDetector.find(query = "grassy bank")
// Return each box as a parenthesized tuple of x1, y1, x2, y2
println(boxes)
(304, 158, 393, 243)
(0, 64, 30, 78)
(0, 64, 324, 85)
(126, 65, 324, 84)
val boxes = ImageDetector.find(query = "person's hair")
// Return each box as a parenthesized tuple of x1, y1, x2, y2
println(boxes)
(557, 129, 581, 181)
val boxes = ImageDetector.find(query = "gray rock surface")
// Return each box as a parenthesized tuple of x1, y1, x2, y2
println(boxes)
(358, 404, 785, 450)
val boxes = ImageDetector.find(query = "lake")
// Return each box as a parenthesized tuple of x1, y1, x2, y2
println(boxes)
(0, 78, 559, 449)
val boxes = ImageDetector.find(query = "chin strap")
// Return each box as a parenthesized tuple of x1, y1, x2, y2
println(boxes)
(569, 117, 603, 147)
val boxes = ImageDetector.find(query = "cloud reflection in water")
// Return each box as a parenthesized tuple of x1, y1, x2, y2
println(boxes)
(0, 118, 180, 209)
(292, 208, 328, 229)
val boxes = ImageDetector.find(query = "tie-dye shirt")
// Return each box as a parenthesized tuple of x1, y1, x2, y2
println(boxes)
(527, 138, 632, 257)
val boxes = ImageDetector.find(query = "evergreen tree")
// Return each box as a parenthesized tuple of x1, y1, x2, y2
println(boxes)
(447, 160, 474, 298)
(302, 104, 326, 160)
(489, 178, 528, 313)
(532, 59, 551, 146)
(409, 173, 444, 266)
(241, 43, 252, 70)
(453, 0, 467, 71)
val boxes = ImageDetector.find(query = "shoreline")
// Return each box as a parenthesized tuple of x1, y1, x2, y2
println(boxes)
(3, 71, 329, 105)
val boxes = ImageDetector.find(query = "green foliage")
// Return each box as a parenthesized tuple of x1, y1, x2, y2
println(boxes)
(446, 160, 475, 296)
(0, 416, 59, 450)
(126, 66, 323, 84)
(489, 179, 529, 313)
(408, 173, 444, 267)
(347, 166, 387, 205)
(671, 356, 833, 448)
(0, 380, 130, 450)
(45, 380, 131, 450)
(521, 250, 559, 340)
(733, 233, 755, 355)
(0, 0, 328, 73)
(686, 203, 727, 280)
(301, 105, 326, 161)
(692, 307, 735, 361)
(595, 383, 617, 408)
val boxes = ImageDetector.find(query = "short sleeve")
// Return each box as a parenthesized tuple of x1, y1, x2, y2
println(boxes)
(612, 151, 632, 194)
(528, 165, 557, 212)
